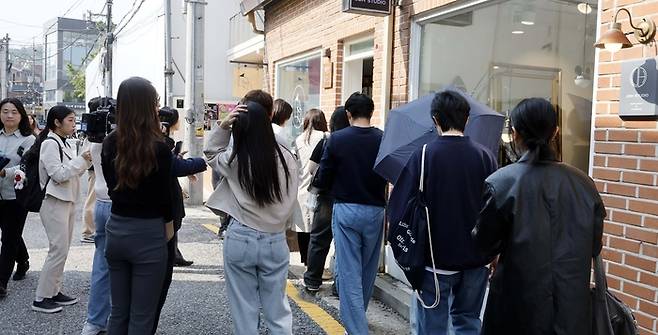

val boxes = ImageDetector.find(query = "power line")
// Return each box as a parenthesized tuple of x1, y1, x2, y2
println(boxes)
(0, 18, 42, 28)
(114, 0, 146, 37)
(114, 0, 138, 31)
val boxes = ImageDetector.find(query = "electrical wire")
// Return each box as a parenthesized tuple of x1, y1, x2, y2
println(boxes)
(114, 0, 139, 32)
(0, 18, 43, 28)
(114, 0, 146, 37)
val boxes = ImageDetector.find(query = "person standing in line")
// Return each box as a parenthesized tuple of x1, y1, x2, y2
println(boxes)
(33, 106, 92, 313)
(388, 91, 498, 335)
(205, 99, 299, 335)
(472, 98, 605, 335)
(314, 92, 387, 334)
(80, 97, 115, 335)
(303, 106, 350, 292)
(271, 98, 294, 148)
(151, 106, 207, 334)
(101, 77, 173, 334)
(80, 97, 104, 244)
(294, 109, 328, 266)
(0, 98, 37, 298)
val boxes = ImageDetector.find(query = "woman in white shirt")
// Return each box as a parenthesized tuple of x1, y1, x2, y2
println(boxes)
(294, 109, 328, 265)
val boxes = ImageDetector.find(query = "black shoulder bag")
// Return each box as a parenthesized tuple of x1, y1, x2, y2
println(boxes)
(592, 255, 639, 335)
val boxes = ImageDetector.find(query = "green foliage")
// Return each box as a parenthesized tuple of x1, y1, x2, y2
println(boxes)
(65, 63, 85, 102)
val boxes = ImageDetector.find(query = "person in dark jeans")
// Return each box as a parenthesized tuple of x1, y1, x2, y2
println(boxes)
(152, 106, 207, 334)
(388, 91, 497, 335)
(0, 98, 36, 298)
(303, 106, 349, 292)
(101, 77, 174, 334)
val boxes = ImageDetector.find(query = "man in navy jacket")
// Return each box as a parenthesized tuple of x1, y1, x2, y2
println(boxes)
(388, 91, 497, 335)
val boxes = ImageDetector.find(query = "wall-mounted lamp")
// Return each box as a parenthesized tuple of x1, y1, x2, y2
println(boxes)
(594, 8, 656, 53)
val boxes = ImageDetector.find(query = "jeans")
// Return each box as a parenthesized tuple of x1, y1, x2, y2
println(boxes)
(333, 202, 385, 335)
(0, 200, 29, 287)
(224, 220, 292, 335)
(86, 200, 112, 328)
(415, 267, 489, 335)
(303, 194, 333, 289)
(105, 214, 168, 335)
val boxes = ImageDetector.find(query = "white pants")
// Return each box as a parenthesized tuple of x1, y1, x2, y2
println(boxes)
(36, 196, 76, 299)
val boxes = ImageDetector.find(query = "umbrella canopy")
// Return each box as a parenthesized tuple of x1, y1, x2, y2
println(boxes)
(375, 87, 505, 184)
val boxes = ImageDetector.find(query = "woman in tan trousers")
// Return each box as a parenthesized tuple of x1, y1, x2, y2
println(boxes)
(32, 106, 91, 314)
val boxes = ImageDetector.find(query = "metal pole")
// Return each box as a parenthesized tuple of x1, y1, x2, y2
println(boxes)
(164, 0, 174, 108)
(0, 34, 9, 100)
(104, 0, 113, 97)
(184, 0, 206, 205)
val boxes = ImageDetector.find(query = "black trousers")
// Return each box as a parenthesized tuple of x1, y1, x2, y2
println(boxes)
(152, 232, 177, 334)
(0, 200, 30, 287)
(303, 195, 334, 288)
(105, 214, 167, 335)
(297, 232, 310, 265)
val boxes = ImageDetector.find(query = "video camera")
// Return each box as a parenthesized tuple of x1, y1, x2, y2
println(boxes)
(81, 97, 117, 143)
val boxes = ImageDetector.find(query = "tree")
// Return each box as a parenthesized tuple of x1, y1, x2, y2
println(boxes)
(65, 63, 86, 102)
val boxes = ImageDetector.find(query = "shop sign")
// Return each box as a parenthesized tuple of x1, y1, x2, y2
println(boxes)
(620, 57, 658, 119)
(342, 0, 391, 16)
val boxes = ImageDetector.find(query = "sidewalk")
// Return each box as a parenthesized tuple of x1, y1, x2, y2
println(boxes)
(188, 205, 412, 333)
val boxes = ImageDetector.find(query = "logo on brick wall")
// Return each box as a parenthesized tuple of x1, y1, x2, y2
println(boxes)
(630, 66, 648, 88)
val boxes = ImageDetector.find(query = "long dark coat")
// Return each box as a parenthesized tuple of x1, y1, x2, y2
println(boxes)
(472, 153, 605, 335)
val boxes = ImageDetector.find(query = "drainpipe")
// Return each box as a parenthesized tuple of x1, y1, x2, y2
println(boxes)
(379, 5, 395, 129)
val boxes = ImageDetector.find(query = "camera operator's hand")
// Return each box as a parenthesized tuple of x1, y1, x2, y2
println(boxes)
(219, 104, 247, 130)
(188, 174, 198, 183)
(82, 151, 92, 162)
(0, 169, 5, 178)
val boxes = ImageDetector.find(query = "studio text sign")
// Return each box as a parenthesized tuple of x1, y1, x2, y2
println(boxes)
(620, 57, 658, 119)
(342, 0, 391, 16)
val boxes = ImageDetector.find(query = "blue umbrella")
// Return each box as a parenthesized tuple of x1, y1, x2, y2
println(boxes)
(375, 87, 505, 184)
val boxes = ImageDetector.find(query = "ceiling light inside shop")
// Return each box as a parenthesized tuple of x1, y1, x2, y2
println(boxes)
(521, 11, 535, 26)
(577, 3, 592, 15)
(574, 75, 592, 88)
(512, 30, 525, 35)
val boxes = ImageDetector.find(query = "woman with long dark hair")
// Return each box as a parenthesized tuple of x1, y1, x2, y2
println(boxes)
(33, 105, 92, 313)
(0, 98, 36, 299)
(294, 109, 328, 265)
(101, 77, 173, 334)
(472, 98, 605, 334)
(205, 99, 299, 334)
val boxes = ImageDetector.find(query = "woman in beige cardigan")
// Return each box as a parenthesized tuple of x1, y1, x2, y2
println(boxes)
(33, 106, 91, 314)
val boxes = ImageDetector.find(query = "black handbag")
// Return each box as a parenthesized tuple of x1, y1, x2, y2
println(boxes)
(591, 255, 639, 335)
(387, 144, 440, 308)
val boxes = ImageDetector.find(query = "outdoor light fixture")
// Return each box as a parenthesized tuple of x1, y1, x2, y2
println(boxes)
(594, 8, 656, 52)
(577, 3, 592, 15)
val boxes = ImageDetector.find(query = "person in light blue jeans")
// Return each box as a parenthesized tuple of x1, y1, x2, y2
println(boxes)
(204, 95, 300, 335)
(333, 203, 384, 334)
(224, 219, 292, 334)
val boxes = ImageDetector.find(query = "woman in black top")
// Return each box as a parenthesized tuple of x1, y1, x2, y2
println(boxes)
(101, 77, 173, 335)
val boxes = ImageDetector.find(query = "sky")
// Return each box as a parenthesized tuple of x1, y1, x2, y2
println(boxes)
(0, 0, 136, 48)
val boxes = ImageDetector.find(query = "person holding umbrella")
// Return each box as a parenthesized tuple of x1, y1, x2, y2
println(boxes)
(388, 91, 497, 335)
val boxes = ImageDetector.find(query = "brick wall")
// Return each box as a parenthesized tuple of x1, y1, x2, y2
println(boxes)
(594, 1, 658, 334)
(264, 0, 385, 124)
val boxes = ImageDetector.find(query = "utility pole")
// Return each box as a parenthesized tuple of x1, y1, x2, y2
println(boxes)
(184, 0, 206, 205)
(104, 0, 113, 98)
(164, 0, 174, 108)
(0, 34, 9, 100)
(31, 39, 37, 114)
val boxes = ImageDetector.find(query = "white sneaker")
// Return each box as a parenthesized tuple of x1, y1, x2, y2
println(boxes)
(81, 322, 106, 335)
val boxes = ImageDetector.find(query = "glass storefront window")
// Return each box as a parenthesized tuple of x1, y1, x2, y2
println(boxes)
(415, 0, 596, 172)
(276, 52, 322, 146)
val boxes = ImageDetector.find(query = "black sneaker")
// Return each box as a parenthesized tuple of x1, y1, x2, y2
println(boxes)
(32, 299, 63, 313)
(52, 292, 78, 306)
(0, 286, 7, 298)
(173, 259, 194, 267)
(13, 261, 29, 281)
(303, 282, 320, 294)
